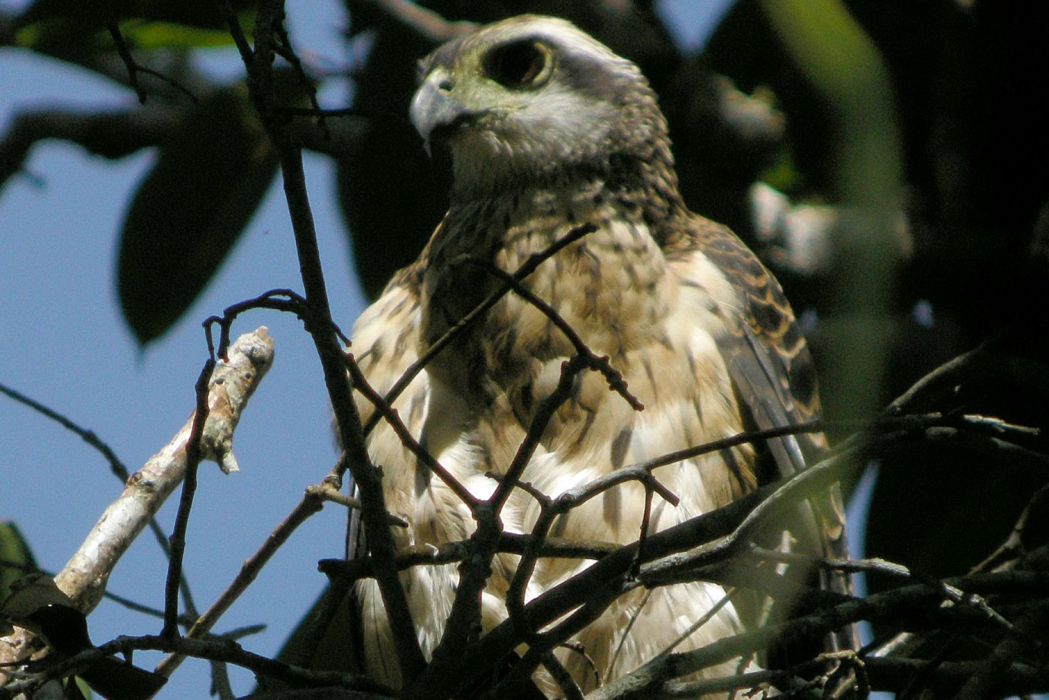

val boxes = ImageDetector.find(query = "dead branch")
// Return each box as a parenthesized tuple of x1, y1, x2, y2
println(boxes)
(155, 482, 324, 677)
(458, 259, 643, 411)
(0, 380, 203, 618)
(0, 328, 274, 684)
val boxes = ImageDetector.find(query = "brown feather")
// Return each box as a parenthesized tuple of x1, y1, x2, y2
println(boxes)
(342, 14, 855, 694)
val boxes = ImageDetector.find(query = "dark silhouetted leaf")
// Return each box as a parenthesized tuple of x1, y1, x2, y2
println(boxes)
(1, 573, 167, 699)
(118, 87, 278, 344)
(276, 583, 361, 673)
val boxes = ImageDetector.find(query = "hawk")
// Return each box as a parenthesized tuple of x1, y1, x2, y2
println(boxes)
(347, 14, 850, 695)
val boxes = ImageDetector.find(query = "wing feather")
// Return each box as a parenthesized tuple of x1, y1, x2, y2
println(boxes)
(670, 215, 855, 649)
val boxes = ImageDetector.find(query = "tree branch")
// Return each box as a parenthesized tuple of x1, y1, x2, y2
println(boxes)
(0, 329, 274, 683)
(0, 108, 179, 192)
(238, 0, 425, 680)
(0, 633, 394, 700)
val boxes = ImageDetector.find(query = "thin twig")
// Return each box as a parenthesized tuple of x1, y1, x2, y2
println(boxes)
(0, 385, 202, 619)
(272, 18, 330, 140)
(320, 534, 625, 581)
(363, 223, 597, 435)
(204, 288, 308, 359)
(155, 485, 326, 677)
(307, 481, 409, 527)
(973, 484, 1049, 573)
(106, 20, 147, 103)
(492, 579, 628, 697)
(361, 0, 476, 43)
(631, 481, 655, 578)
(0, 634, 395, 699)
(747, 547, 1020, 639)
(459, 259, 643, 411)
(345, 354, 477, 508)
(104, 20, 198, 103)
(505, 507, 557, 644)
(887, 340, 994, 414)
(0, 382, 131, 480)
(217, 0, 254, 64)
(541, 651, 584, 700)
(161, 358, 216, 638)
(489, 356, 590, 511)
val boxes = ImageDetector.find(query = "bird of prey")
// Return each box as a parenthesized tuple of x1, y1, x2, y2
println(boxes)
(347, 14, 850, 695)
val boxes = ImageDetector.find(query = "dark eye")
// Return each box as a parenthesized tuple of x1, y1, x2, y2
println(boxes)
(484, 40, 552, 89)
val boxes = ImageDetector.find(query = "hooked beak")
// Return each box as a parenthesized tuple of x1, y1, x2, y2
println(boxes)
(410, 77, 485, 156)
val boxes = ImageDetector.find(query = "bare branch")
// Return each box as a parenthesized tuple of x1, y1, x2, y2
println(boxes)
(541, 651, 585, 700)
(887, 340, 995, 414)
(0, 382, 134, 486)
(0, 329, 274, 682)
(106, 20, 148, 103)
(0, 634, 395, 700)
(590, 572, 1049, 699)
(156, 483, 324, 677)
(162, 355, 216, 638)
(237, 0, 426, 679)
(973, 484, 1049, 574)
(458, 259, 643, 411)
(745, 548, 1021, 639)
(350, 0, 476, 43)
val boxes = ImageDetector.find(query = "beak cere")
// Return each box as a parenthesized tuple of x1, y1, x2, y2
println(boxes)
(410, 77, 482, 156)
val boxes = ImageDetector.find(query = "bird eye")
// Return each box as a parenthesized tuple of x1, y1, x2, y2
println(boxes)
(484, 40, 552, 89)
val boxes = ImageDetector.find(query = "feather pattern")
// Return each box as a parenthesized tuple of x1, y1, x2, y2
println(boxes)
(342, 14, 852, 694)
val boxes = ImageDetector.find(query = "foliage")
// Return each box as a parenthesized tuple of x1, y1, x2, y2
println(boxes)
(1, 1, 1048, 698)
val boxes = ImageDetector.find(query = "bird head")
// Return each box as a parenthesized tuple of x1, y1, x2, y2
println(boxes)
(411, 15, 671, 200)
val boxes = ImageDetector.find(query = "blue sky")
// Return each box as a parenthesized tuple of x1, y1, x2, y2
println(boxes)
(0, 2, 881, 697)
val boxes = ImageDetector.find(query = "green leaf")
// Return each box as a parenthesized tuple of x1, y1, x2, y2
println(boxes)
(116, 20, 236, 50)
(0, 522, 38, 604)
(15, 0, 255, 52)
(17, 0, 256, 30)
(759, 148, 800, 194)
(118, 88, 278, 345)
